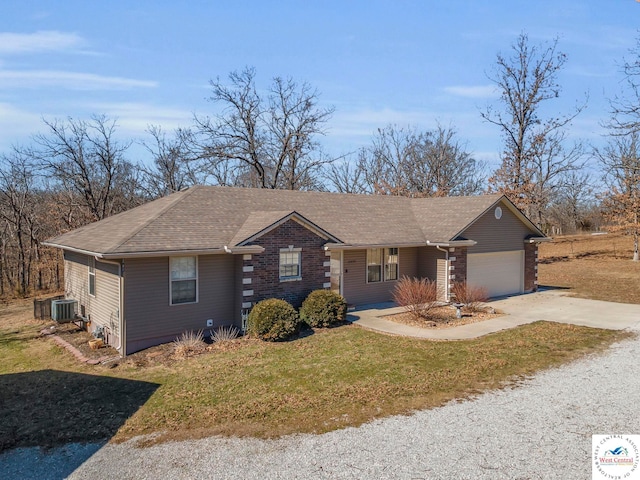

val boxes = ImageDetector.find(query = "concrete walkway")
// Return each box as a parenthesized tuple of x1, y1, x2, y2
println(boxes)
(347, 288, 640, 339)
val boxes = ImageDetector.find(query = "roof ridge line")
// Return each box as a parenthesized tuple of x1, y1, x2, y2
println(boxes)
(107, 187, 199, 254)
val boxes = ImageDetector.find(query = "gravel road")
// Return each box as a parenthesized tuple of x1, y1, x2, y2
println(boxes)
(3, 325, 639, 480)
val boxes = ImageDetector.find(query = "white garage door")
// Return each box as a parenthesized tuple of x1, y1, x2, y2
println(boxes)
(467, 250, 524, 298)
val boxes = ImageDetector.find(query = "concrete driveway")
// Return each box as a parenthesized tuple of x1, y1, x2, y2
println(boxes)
(348, 288, 640, 339)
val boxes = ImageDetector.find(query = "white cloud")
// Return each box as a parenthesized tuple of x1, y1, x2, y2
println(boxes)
(0, 31, 84, 55)
(85, 102, 193, 135)
(443, 85, 498, 99)
(0, 70, 157, 90)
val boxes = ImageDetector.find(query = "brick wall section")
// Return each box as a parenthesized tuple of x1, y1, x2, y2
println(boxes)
(246, 219, 329, 308)
(449, 246, 468, 286)
(524, 242, 538, 292)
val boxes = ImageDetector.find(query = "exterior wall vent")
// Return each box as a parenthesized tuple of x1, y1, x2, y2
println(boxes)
(51, 299, 78, 323)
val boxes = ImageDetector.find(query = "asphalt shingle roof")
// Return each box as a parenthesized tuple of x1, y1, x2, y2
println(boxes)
(45, 186, 528, 256)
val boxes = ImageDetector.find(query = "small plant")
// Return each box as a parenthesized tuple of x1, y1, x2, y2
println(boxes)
(392, 276, 439, 321)
(300, 290, 348, 328)
(173, 329, 206, 357)
(210, 325, 239, 343)
(247, 298, 300, 341)
(450, 282, 489, 312)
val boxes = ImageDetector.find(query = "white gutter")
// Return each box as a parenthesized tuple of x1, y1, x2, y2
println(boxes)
(43, 243, 265, 258)
(524, 237, 553, 243)
(324, 242, 429, 251)
(426, 240, 477, 248)
(223, 245, 265, 254)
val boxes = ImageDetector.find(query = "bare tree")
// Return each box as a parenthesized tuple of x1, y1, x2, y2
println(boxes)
(32, 115, 140, 224)
(191, 67, 335, 190)
(595, 133, 640, 261)
(546, 171, 596, 234)
(482, 33, 585, 227)
(326, 151, 369, 194)
(334, 125, 484, 197)
(0, 149, 40, 294)
(609, 37, 640, 134)
(139, 126, 202, 198)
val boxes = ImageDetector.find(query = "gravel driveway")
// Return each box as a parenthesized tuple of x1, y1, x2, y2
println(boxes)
(3, 319, 639, 480)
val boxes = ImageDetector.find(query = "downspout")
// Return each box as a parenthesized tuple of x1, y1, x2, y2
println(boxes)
(434, 245, 450, 302)
(98, 258, 124, 354)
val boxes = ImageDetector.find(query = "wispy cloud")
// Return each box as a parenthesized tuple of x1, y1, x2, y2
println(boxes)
(0, 31, 84, 55)
(85, 102, 193, 134)
(0, 70, 157, 90)
(443, 85, 497, 99)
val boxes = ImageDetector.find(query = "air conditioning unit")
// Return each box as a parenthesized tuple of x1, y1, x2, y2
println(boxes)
(51, 299, 78, 323)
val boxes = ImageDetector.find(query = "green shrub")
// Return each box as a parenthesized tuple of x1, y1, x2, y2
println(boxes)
(247, 298, 300, 341)
(300, 289, 348, 328)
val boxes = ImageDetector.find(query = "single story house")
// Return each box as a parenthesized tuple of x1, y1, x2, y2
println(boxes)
(44, 185, 548, 355)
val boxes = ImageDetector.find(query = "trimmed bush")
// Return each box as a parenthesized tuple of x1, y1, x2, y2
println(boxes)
(392, 276, 438, 321)
(247, 298, 300, 341)
(450, 282, 489, 312)
(300, 290, 348, 328)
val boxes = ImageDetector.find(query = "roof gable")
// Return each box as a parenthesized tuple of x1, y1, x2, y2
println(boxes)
(230, 211, 341, 246)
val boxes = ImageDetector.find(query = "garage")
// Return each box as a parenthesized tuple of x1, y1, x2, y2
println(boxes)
(467, 250, 524, 298)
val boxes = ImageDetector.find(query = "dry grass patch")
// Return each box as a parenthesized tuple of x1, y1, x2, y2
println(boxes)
(114, 322, 630, 445)
(539, 233, 640, 304)
(0, 298, 632, 451)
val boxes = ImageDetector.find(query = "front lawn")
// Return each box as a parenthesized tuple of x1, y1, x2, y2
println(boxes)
(0, 299, 630, 450)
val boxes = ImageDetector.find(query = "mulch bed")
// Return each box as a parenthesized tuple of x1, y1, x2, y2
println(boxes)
(383, 305, 502, 329)
(42, 322, 120, 362)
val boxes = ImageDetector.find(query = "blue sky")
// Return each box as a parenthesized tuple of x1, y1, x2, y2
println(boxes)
(0, 1, 638, 170)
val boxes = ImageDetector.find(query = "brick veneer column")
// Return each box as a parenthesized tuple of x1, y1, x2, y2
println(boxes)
(449, 247, 468, 286)
(524, 242, 538, 292)
(241, 254, 255, 309)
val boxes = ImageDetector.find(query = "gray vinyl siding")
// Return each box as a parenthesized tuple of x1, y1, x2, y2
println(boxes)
(63, 251, 121, 346)
(436, 258, 449, 301)
(342, 247, 416, 306)
(123, 254, 236, 352)
(417, 246, 445, 280)
(462, 202, 537, 254)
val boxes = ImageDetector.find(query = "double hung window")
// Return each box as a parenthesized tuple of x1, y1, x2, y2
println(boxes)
(366, 248, 399, 283)
(170, 256, 198, 305)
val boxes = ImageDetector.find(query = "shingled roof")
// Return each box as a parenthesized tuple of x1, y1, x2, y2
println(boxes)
(44, 186, 541, 257)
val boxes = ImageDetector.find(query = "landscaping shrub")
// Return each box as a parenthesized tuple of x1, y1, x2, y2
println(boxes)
(300, 289, 348, 328)
(450, 282, 489, 312)
(210, 325, 239, 343)
(392, 276, 438, 321)
(247, 298, 300, 341)
(173, 329, 206, 357)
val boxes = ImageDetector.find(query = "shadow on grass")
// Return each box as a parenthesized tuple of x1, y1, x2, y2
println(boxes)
(0, 369, 159, 474)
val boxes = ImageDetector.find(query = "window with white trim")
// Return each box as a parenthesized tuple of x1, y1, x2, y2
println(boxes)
(367, 248, 399, 283)
(279, 248, 301, 281)
(88, 257, 96, 296)
(170, 256, 198, 305)
(366, 248, 382, 283)
(385, 247, 399, 281)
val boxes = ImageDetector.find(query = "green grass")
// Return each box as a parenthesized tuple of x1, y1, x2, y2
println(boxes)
(0, 299, 632, 449)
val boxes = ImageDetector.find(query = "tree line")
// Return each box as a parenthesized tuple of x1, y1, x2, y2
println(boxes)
(1, 32, 639, 298)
